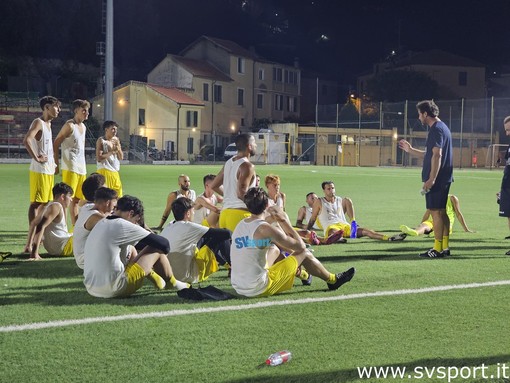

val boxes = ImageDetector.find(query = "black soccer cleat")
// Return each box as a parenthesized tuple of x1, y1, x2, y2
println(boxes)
(328, 267, 356, 290)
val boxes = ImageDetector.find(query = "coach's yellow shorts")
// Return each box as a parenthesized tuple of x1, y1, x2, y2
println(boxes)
(29, 171, 54, 203)
(122, 263, 146, 297)
(195, 245, 219, 282)
(260, 256, 298, 297)
(62, 170, 85, 200)
(97, 168, 123, 197)
(325, 223, 350, 237)
(219, 208, 251, 232)
(62, 237, 73, 256)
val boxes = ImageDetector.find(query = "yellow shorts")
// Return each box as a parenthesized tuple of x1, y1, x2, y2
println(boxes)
(325, 223, 350, 237)
(195, 245, 219, 282)
(219, 208, 251, 232)
(261, 256, 298, 297)
(29, 171, 54, 203)
(97, 168, 123, 197)
(422, 219, 453, 235)
(122, 262, 146, 296)
(62, 170, 85, 200)
(62, 236, 73, 256)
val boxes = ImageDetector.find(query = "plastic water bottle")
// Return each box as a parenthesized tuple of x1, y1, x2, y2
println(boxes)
(350, 220, 357, 239)
(265, 350, 292, 366)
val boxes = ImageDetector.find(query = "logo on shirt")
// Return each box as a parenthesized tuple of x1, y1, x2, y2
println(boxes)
(234, 236, 271, 249)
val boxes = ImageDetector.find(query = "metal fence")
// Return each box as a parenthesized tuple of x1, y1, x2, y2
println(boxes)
(2, 94, 510, 167)
(299, 97, 510, 167)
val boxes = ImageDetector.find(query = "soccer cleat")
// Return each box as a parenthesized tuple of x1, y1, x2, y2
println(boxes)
(147, 270, 166, 290)
(308, 231, 320, 246)
(419, 249, 444, 258)
(327, 267, 356, 290)
(505, 250, 510, 256)
(399, 225, 419, 236)
(389, 233, 407, 241)
(441, 248, 451, 257)
(0, 252, 12, 263)
(325, 230, 345, 245)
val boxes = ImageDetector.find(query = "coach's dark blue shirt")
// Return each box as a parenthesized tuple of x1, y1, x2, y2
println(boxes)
(422, 120, 453, 184)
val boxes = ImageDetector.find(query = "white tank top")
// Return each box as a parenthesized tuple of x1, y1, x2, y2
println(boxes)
(231, 218, 272, 297)
(192, 193, 217, 225)
(61, 121, 86, 174)
(223, 157, 255, 209)
(29, 118, 56, 175)
(317, 196, 348, 228)
(42, 202, 72, 255)
(97, 137, 120, 172)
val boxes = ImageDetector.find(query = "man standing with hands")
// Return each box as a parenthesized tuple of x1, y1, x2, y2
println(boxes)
(399, 100, 453, 258)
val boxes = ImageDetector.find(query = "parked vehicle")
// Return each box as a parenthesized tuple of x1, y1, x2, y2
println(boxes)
(223, 143, 237, 160)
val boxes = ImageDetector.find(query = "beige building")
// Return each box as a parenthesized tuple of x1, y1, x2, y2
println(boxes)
(92, 81, 204, 161)
(358, 49, 486, 99)
(148, 36, 301, 147)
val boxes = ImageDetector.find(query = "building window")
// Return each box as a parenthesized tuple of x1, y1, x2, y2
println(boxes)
(186, 111, 198, 127)
(459, 71, 467, 86)
(241, 118, 245, 126)
(138, 109, 145, 125)
(275, 94, 283, 111)
(287, 96, 297, 112)
(257, 94, 264, 109)
(273, 67, 282, 82)
(237, 57, 245, 74)
(214, 84, 222, 103)
(237, 88, 244, 106)
(203, 83, 209, 101)
(258, 68, 264, 80)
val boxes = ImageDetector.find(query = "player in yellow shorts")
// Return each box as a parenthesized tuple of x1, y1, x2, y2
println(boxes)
(96, 120, 123, 197)
(230, 187, 356, 298)
(399, 194, 474, 236)
(25, 182, 74, 260)
(23, 96, 61, 226)
(53, 99, 90, 225)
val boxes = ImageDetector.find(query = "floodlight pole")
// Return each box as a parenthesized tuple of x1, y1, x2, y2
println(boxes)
(104, 0, 114, 121)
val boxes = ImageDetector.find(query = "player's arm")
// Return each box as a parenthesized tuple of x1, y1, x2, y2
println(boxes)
(195, 196, 220, 214)
(23, 119, 46, 162)
(84, 212, 105, 231)
(236, 161, 255, 199)
(280, 192, 286, 211)
(424, 146, 442, 191)
(306, 199, 321, 231)
(53, 121, 73, 174)
(156, 192, 176, 230)
(210, 167, 225, 196)
(27, 204, 61, 258)
(262, 206, 306, 253)
(295, 206, 307, 229)
(112, 137, 123, 160)
(450, 195, 474, 232)
(399, 139, 425, 158)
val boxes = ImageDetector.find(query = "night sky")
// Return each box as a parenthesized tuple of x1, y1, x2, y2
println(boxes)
(0, 0, 509, 88)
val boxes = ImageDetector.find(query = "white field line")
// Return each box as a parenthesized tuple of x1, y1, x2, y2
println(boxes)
(1, 280, 509, 333)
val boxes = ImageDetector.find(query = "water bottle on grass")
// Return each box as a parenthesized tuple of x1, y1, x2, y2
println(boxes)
(350, 220, 357, 239)
(266, 350, 292, 366)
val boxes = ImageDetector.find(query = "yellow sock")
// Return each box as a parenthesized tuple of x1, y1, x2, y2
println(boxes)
(382, 235, 389, 241)
(433, 240, 443, 252)
(169, 275, 178, 287)
(297, 268, 310, 281)
(327, 273, 336, 284)
(442, 236, 449, 249)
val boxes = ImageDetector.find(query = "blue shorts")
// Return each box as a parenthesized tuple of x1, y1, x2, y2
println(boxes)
(426, 183, 451, 209)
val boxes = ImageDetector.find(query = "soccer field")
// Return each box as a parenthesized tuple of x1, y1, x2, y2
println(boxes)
(1, 164, 509, 383)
